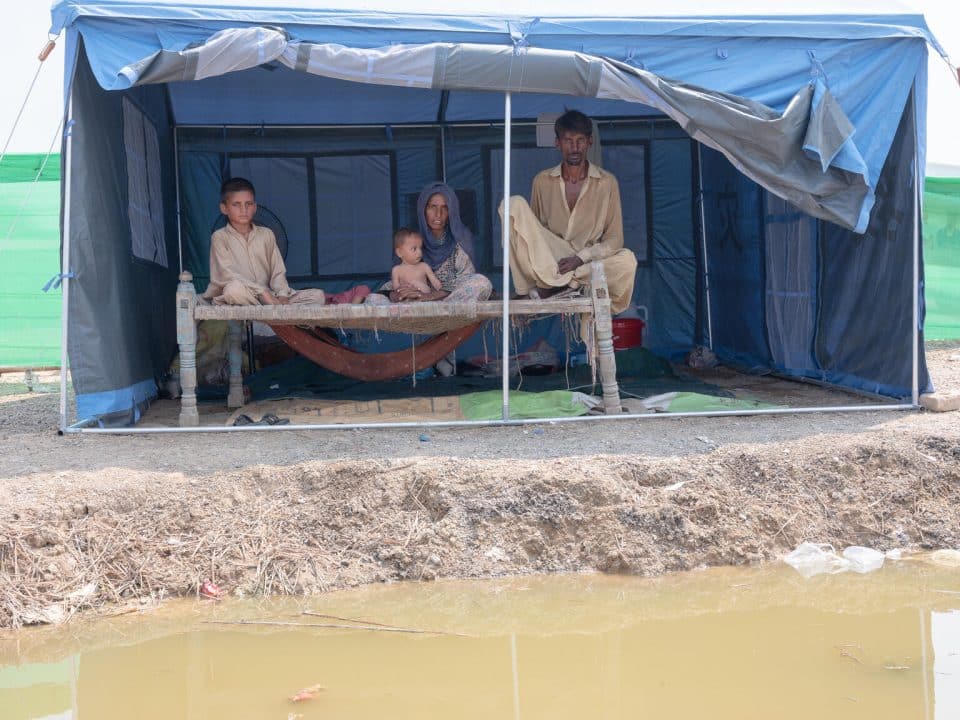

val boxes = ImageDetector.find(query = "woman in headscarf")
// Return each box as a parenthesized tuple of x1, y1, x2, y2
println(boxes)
(366, 182, 492, 304)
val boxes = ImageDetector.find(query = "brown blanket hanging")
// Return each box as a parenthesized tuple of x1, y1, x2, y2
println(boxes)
(270, 322, 482, 381)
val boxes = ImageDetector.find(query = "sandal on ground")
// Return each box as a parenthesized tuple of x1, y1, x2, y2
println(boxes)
(232, 414, 256, 426)
(258, 413, 290, 425)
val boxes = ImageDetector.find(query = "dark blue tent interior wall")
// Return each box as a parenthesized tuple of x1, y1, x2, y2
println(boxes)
(67, 49, 180, 421)
(694, 92, 930, 397)
(700, 147, 773, 369)
(642, 131, 697, 355)
(816, 92, 930, 396)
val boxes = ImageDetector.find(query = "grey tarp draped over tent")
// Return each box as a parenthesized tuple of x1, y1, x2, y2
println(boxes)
(130, 30, 869, 232)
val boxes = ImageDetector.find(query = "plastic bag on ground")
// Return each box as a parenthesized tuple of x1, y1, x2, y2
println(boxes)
(842, 546, 885, 573)
(784, 542, 851, 578)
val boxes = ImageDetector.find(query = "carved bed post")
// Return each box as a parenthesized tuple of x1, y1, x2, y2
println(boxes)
(589, 261, 622, 414)
(176, 272, 199, 426)
(227, 320, 245, 408)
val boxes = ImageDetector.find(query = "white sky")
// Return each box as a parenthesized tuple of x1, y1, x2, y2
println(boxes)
(2, 3, 958, 172)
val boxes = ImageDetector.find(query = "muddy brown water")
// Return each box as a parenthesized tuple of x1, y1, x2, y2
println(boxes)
(1, 558, 959, 720)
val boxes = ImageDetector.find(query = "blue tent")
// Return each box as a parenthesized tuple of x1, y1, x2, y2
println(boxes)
(48, 0, 944, 426)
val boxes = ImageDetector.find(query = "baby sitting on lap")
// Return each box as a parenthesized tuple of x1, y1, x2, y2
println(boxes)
(391, 227, 443, 295)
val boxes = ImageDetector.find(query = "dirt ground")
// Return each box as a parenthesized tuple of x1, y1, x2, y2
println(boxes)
(1, 342, 959, 628)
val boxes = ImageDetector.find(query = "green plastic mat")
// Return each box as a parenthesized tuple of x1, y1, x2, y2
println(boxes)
(924, 177, 960, 340)
(0, 154, 61, 367)
(646, 391, 781, 413)
(459, 389, 593, 420)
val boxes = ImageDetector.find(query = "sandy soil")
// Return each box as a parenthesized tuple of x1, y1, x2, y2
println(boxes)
(1, 342, 959, 628)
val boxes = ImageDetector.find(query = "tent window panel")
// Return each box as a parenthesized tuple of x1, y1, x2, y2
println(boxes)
(487, 146, 557, 269)
(313, 154, 394, 277)
(228, 156, 312, 276)
(764, 193, 819, 373)
(602, 142, 649, 265)
(122, 97, 167, 268)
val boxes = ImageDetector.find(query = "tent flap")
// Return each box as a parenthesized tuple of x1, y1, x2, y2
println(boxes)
(130, 27, 289, 86)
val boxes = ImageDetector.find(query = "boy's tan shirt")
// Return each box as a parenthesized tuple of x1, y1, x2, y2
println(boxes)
(202, 223, 294, 301)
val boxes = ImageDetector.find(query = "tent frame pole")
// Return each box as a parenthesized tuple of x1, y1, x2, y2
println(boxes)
(696, 143, 714, 350)
(61, 402, 917, 434)
(58, 91, 74, 432)
(911, 91, 920, 407)
(174, 126, 184, 274)
(501, 92, 513, 421)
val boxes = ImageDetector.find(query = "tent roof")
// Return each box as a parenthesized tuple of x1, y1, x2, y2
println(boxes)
(50, 0, 943, 49)
(49, 0, 942, 233)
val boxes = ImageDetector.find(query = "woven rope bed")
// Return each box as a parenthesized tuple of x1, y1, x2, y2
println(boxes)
(175, 262, 621, 425)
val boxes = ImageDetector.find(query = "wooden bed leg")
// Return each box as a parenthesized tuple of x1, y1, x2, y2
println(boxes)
(176, 272, 199, 426)
(227, 320, 245, 408)
(589, 261, 622, 414)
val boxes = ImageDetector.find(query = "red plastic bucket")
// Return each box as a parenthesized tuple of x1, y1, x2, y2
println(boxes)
(611, 318, 644, 350)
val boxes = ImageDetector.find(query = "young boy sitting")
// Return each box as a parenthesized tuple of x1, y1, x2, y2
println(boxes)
(390, 227, 443, 296)
(202, 177, 327, 306)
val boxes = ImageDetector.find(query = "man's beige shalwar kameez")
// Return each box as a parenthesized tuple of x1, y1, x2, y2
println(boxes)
(202, 224, 325, 305)
(502, 163, 637, 314)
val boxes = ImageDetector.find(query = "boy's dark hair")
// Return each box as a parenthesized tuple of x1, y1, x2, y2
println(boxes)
(555, 109, 592, 139)
(393, 226, 420, 249)
(220, 177, 256, 202)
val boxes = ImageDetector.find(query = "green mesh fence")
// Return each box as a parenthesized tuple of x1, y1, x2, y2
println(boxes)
(923, 177, 960, 340)
(0, 154, 62, 368)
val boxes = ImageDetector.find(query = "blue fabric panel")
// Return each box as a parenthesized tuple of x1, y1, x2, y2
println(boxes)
(640, 138, 696, 355)
(75, 378, 157, 424)
(815, 93, 931, 399)
(763, 194, 819, 375)
(169, 67, 445, 125)
(178, 151, 223, 291)
(700, 147, 771, 368)
(66, 51, 178, 407)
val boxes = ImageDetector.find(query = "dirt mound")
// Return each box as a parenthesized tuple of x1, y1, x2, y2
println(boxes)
(1, 343, 959, 628)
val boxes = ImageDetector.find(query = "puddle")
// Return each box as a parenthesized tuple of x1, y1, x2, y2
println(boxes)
(1, 559, 959, 719)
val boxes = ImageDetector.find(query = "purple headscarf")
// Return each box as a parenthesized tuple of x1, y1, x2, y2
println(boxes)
(416, 182, 474, 270)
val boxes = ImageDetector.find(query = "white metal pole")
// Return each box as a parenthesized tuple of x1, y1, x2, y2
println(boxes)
(501, 93, 513, 421)
(911, 93, 921, 407)
(174, 127, 184, 274)
(62, 401, 916, 434)
(696, 143, 714, 349)
(58, 91, 74, 432)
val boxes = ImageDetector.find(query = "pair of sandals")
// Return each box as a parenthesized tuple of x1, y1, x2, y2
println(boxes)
(232, 413, 290, 426)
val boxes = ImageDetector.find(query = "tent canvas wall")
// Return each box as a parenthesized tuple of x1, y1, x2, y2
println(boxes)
(49, 0, 941, 427)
